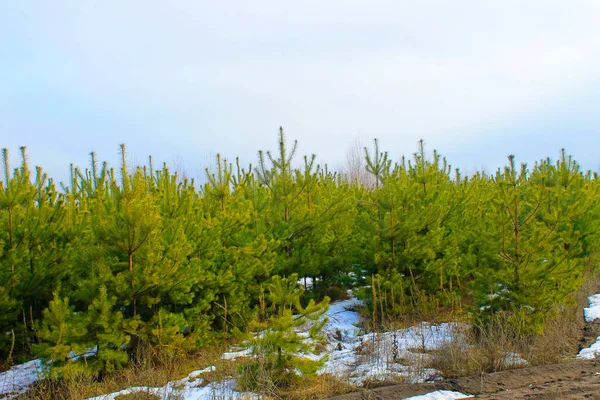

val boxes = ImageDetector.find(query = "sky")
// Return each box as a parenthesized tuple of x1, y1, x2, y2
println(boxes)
(2, 1, 600, 184)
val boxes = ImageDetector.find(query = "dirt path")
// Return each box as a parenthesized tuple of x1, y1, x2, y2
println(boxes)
(330, 359, 600, 399)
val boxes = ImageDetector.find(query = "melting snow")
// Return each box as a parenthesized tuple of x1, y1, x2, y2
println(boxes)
(221, 348, 252, 360)
(321, 315, 456, 385)
(578, 294, 600, 359)
(402, 390, 473, 399)
(0, 359, 44, 399)
(578, 337, 600, 359)
(86, 367, 259, 400)
(501, 352, 528, 367)
(583, 294, 600, 322)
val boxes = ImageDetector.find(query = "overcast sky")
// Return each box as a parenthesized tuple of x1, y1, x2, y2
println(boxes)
(2, 1, 600, 183)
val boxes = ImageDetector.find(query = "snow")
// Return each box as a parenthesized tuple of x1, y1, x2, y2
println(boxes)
(584, 294, 600, 323)
(0, 346, 100, 399)
(402, 390, 473, 399)
(501, 352, 528, 367)
(298, 277, 315, 290)
(315, 296, 459, 385)
(578, 339, 600, 359)
(323, 297, 362, 340)
(578, 294, 600, 359)
(86, 366, 259, 400)
(69, 345, 98, 361)
(220, 294, 463, 386)
(221, 348, 252, 360)
(321, 319, 456, 385)
(0, 359, 44, 399)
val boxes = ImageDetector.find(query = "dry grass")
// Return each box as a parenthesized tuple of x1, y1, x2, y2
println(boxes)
(427, 314, 532, 378)
(429, 306, 583, 378)
(428, 269, 600, 379)
(276, 374, 355, 400)
(362, 290, 461, 334)
(19, 341, 236, 400)
(525, 305, 581, 365)
(234, 351, 354, 399)
(115, 393, 162, 400)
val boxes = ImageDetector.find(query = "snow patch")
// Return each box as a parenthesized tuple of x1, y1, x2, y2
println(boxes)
(298, 277, 315, 290)
(0, 359, 44, 399)
(69, 345, 98, 361)
(577, 294, 600, 359)
(402, 390, 473, 399)
(85, 366, 259, 400)
(578, 337, 600, 359)
(502, 351, 528, 367)
(221, 348, 252, 360)
(583, 294, 600, 322)
(322, 321, 456, 385)
(217, 295, 452, 385)
(314, 296, 463, 385)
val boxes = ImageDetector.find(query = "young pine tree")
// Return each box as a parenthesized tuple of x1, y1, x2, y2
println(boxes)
(238, 274, 329, 391)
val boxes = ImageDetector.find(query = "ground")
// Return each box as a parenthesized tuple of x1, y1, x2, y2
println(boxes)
(330, 359, 600, 399)
(330, 302, 600, 400)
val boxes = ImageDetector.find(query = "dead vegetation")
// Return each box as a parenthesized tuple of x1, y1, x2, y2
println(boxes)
(17, 341, 235, 400)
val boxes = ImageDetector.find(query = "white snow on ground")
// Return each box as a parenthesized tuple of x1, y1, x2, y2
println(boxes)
(0, 346, 100, 399)
(583, 294, 600, 322)
(221, 348, 252, 360)
(86, 366, 259, 400)
(0, 359, 44, 399)
(578, 294, 600, 359)
(402, 390, 473, 399)
(501, 351, 528, 367)
(321, 315, 456, 385)
(578, 340, 600, 359)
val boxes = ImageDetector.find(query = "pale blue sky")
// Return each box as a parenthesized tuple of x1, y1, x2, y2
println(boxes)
(2, 1, 600, 183)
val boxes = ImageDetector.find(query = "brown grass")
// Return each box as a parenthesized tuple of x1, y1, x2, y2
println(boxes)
(525, 305, 581, 365)
(19, 341, 236, 400)
(276, 374, 355, 400)
(428, 314, 532, 378)
(116, 393, 161, 400)
(429, 269, 600, 379)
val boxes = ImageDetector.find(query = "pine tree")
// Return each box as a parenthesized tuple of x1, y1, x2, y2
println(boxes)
(239, 274, 329, 390)
(34, 292, 89, 377)
(476, 152, 593, 330)
(84, 286, 129, 374)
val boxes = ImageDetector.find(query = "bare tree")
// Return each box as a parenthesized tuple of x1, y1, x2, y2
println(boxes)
(171, 152, 189, 181)
(343, 137, 375, 188)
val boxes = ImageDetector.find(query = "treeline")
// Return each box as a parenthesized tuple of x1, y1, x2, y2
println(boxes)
(0, 128, 598, 376)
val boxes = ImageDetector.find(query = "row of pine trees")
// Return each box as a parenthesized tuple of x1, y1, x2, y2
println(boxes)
(1, 128, 599, 377)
